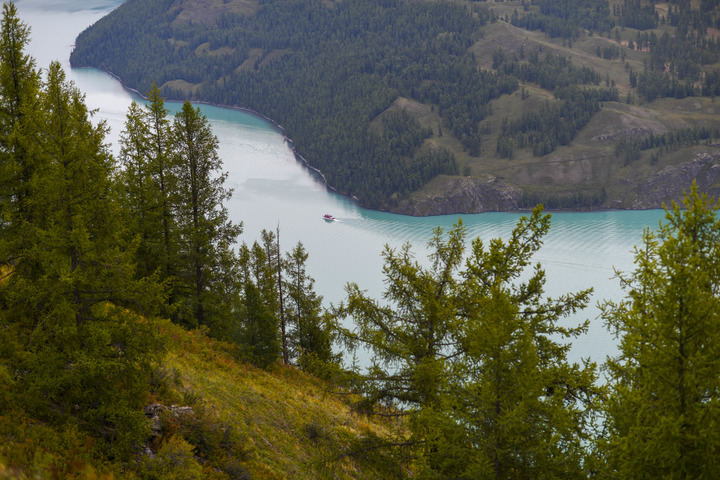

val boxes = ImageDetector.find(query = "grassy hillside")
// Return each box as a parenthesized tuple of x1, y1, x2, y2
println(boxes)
(0, 319, 404, 479)
(450, 12, 720, 210)
(70, 0, 720, 213)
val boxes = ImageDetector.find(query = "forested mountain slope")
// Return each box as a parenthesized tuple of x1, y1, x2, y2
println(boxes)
(71, 0, 720, 214)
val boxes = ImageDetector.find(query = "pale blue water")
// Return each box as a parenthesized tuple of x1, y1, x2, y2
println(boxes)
(16, 0, 667, 364)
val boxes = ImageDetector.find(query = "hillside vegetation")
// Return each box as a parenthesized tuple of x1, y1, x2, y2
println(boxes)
(6, 3, 720, 477)
(1, 3, 399, 476)
(0, 319, 402, 479)
(70, 0, 720, 213)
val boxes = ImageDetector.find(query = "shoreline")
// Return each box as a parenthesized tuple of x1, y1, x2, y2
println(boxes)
(72, 67, 676, 217)
(74, 65, 361, 205)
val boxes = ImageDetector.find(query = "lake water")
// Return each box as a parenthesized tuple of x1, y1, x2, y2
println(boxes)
(15, 0, 666, 364)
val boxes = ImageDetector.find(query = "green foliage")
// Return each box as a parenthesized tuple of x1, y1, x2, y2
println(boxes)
(236, 281, 281, 369)
(231, 233, 338, 373)
(171, 101, 243, 330)
(600, 183, 720, 479)
(0, 7, 166, 459)
(69, 0, 720, 210)
(119, 84, 179, 295)
(70, 0, 505, 207)
(11, 2, 720, 476)
(0, 2, 41, 226)
(450, 206, 597, 479)
(497, 85, 616, 157)
(136, 436, 205, 480)
(339, 206, 598, 478)
(150, 400, 252, 477)
(119, 94, 243, 336)
(0, 411, 128, 479)
(284, 241, 337, 371)
(512, 0, 613, 38)
(339, 220, 466, 414)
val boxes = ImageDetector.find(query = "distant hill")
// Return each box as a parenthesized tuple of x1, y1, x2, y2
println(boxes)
(71, 0, 720, 214)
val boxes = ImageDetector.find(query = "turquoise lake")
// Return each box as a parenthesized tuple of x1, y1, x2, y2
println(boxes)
(16, 0, 668, 364)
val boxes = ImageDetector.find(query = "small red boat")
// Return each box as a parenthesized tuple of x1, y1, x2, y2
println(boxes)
(323, 214, 336, 222)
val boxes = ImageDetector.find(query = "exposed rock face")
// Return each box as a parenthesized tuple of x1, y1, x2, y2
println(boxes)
(592, 127, 653, 142)
(628, 153, 720, 208)
(144, 403, 166, 440)
(394, 177, 522, 216)
(143, 402, 195, 455)
(389, 153, 720, 215)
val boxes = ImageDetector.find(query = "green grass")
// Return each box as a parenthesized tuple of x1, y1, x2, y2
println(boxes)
(0, 319, 405, 479)
(383, 2, 720, 208)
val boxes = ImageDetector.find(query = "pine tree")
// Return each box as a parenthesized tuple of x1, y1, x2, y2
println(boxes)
(600, 184, 720, 479)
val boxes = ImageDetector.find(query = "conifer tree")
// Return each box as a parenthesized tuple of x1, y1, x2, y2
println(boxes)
(0, 59, 165, 457)
(284, 241, 335, 370)
(339, 206, 598, 478)
(237, 281, 281, 369)
(260, 228, 286, 362)
(339, 220, 466, 415)
(0, 1, 41, 265)
(0, 1, 41, 417)
(600, 184, 720, 479)
(231, 239, 281, 367)
(118, 84, 178, 288)
(448, 206, 596, 479)
(171, 100, 242, 330)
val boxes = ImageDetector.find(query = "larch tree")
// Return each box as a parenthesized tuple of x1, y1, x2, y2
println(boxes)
(448, 206, 597, 479)
(284, 241, 335, 371)
(600, 184, 720, 479)
(0, 58, 165, 457)
(0, 1, 42, 417)
(171, 100, 242, 331)
(338, 206, 599, 479)
(260, 228, 286, 362)
(237, 280, 281, 369)
(232, 238, 281, 367)
(0, 1, 41, 267)
(338, 219, 466, 429)
(118, 84, 178, 291)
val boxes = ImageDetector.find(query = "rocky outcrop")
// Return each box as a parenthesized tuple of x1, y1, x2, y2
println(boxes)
(389, 152, 720, 215)
(628, 153, 720, 208)
(592, 127, 653, 142)
(143, 403, 195, 456)
(393, 177, 522, 216)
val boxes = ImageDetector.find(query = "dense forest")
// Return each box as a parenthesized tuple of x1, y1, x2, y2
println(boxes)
(72, 0, 501, 208)
(69, 0, 720, 211)
(6, 3, 720, 478)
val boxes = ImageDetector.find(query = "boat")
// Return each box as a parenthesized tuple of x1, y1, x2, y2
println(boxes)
(323, 214, 336, 222)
